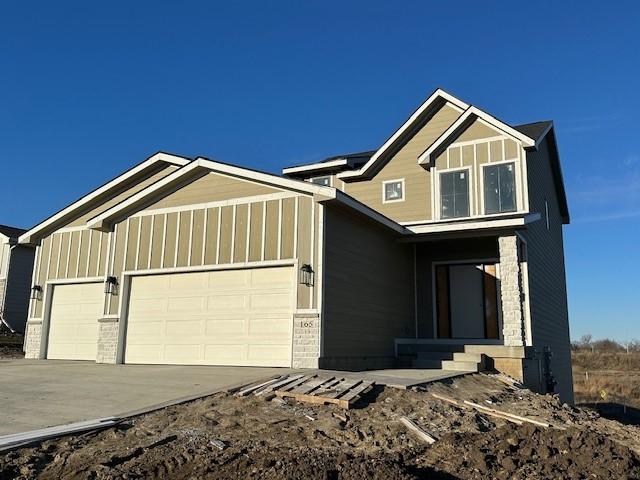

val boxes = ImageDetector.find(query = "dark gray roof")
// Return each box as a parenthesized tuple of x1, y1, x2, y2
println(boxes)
(514, 121, 553, 144)
(0, 224, 27, 239)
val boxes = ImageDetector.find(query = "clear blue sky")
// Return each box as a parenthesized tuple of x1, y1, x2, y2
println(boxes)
(1, 2, 638, 341)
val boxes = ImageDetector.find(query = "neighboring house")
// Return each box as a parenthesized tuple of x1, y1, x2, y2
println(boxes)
(19, 89, 573, 402)
(0, 225, 35, 333)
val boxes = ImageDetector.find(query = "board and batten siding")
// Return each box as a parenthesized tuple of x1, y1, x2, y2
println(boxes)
(521, 135, 574, 403)
(106, 193, 320, 315)
(321, 206, 414, 368)
(344, 103, 462, 223)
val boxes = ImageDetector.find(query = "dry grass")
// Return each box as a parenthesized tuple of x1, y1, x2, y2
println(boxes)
(572, 351, 640, 408)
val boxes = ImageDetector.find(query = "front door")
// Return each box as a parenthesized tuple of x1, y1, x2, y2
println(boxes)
(435, 263, 500, 339)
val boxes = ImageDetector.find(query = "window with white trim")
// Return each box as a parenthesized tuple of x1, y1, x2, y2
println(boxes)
(310, 176, 331, 186)
(484, 162, 516, 214)
(440, 170, 469, 218)
(382, 179, 404, 203)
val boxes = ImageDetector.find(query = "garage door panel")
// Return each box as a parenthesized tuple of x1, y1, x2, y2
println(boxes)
(47, 282, 103, 361)
(125, 267, 293, 367)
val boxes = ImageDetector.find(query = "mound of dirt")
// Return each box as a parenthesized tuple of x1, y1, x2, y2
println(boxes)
(1, 374, 639, 479)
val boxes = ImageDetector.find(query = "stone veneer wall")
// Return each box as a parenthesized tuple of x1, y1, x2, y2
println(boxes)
(292, 313, 320, 368)
(498, 235, 525, 347)
(97, 318, 119, 364)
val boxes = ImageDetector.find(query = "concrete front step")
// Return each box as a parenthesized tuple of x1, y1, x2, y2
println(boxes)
(412, 352, 487, 372)
(441, 360, 481, 371)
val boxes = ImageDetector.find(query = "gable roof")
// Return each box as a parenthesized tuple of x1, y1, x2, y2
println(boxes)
(513, 121, 554, 146)
(417, 106, 536, 167)
(282, 150, 375, 176)
(86, 156, 408, 235)
(0, 224, 27, 240)
(19, 152, 191, 245)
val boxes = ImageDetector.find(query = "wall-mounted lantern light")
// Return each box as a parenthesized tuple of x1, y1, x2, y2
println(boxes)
(30, 285, 42, 301)
(299, 264, 314, 287)
(104, 276, 118, 295)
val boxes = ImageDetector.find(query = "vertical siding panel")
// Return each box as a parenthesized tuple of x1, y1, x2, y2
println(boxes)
(280, 197, 295, 259)
(163, 213, 178, 268)
(150, 214, 165, 269)
(97, 231, 108, 277)
(190, 209, 205, 267)
(233, 204, 248, 263)
(137, 216, 152, 269)
(218, 206, 233, 264)
(203, 207, 219, 265)
(78, 230, 90, 278)
(57, 233, 70, 279)
(296, 197, 312, 309)
(490, 140, 503, 162)
(67, 231, 80, 279)
(176, 211, 191, 267)
(248, 201, 264, 262)
(49, 234, 61, 280)
(125, 218, 140, 271)
(264, 200, 279, 261)
(34, 237, 51, 317)
(87, 231, 99, 277)
(109, 225, 126, 314)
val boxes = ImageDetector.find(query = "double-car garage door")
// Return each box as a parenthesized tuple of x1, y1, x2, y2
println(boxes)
(46, 266, 295, 367)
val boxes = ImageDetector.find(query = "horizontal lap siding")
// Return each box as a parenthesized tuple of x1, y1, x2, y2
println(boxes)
(322, 207, 414, 358)
(523, 136, 573, 402)
(107, 194, 317, 315)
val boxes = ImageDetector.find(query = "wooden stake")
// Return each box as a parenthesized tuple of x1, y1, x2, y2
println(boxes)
(399, 417, 436, 444)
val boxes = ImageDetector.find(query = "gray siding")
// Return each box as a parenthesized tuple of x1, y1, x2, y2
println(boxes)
(3, 246, 35, 333)
(522, 136, 573, 402)
(321, 206, 415, 368)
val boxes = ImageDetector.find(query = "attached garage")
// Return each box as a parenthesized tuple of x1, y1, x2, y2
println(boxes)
(46, 282, 104, 360)
(123, 266, 295, 367)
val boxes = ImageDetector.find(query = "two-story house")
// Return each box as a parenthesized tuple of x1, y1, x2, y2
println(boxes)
(19, 89, 573, 402)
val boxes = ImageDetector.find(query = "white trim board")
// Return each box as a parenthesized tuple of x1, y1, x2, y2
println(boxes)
(406, 213, 541, 235)
(19, 153, 190, 245)
(282, 159, 348, 175)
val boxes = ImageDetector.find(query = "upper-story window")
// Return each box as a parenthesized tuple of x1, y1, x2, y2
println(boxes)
(483, 162, 516, 214)
(440, 169, 469, 219)
(382, 179, 405, 203)
(310, 176, 331, 186)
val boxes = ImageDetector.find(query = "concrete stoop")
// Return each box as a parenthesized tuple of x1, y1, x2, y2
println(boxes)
(412, 350, 488, 372)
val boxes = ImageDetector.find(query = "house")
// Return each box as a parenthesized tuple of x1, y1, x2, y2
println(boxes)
(0, 225, 35, 333)
(19, 89, 573, 402)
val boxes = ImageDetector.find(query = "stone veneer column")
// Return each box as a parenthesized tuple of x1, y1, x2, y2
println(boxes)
(498, 235, 525, 347)
(96, 317, 120, 363)
(24, 320, 43, 359)
(292, 313, 320, 368)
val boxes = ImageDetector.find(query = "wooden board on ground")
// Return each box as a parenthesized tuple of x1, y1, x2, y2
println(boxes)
(272, 375, 374, 409)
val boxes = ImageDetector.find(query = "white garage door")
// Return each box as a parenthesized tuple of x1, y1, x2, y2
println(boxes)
(124, 266, 295, 367)
(47, 282, 103, 360)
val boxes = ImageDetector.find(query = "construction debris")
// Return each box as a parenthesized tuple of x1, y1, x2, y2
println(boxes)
(399, 417, 436, 444)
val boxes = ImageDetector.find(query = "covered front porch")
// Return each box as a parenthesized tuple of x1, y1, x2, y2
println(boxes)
(395, 230, 535, 381)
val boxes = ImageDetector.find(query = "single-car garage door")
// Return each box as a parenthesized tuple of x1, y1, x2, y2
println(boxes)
(47, 282, 104, 360)
(124, 266, 295, 367)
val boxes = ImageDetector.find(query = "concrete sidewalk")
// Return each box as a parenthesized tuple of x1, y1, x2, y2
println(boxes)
(0, 359, 289, 435)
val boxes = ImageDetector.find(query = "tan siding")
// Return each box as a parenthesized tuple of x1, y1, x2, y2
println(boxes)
(190, 209, 205, 266)
(125, 218, 140, 271)
(162, 213, 178, 268)
(490, 140, 503, 162)
(77, 230, 90, 277)
(203, 208, 219, 265)
(137, 216, 152, 269)
(109, 224, 127, 314)
(149, 214, 165, 269)
(280, 197, 295, 259)
(296, 197, 312, 309)
(66, 231, 80, 279)
(322, 207, 414, 360)
(345, 103, 462, 222)
(505, 139, 518, 159)
(522, 136, 573, 402)
(218, 206, 233, 264)
(456, 119, 501, 142)
(48, 234, 61, 281)
(264, 200, 279, 261)
(67, 165, 178, 227)
(233, 204, 248, 263)
(176, 211, 191, 267)
(248, 202, 264, 262)
(57, 233, 70, 278)
(143, 171, 282, 211)
(97, 231, 108, 277)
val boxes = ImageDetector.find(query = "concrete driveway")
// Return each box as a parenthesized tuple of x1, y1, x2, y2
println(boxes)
(0, 359, 289, 435)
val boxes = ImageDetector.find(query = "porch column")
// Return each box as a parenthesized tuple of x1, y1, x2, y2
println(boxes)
(498, 235, 524, 347)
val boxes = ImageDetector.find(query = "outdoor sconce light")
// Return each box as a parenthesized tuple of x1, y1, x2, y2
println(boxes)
(299, 264, 314, 287)
(104, 276, 118, 295)
(30, 285, 42, 301)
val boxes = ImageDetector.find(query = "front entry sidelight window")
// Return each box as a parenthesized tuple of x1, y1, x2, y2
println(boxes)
(484, 162, 516, 214)
(440, 170, 470, 219)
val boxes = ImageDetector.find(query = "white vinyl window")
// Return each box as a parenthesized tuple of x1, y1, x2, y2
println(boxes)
(382, 179, 405, 203)
(439, 169, 470, 219)
(310, 176, 331, 186)
(483, 162, 516, 214)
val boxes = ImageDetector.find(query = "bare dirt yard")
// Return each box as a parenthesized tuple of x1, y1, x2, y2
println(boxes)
(2, 374, 639, 479)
